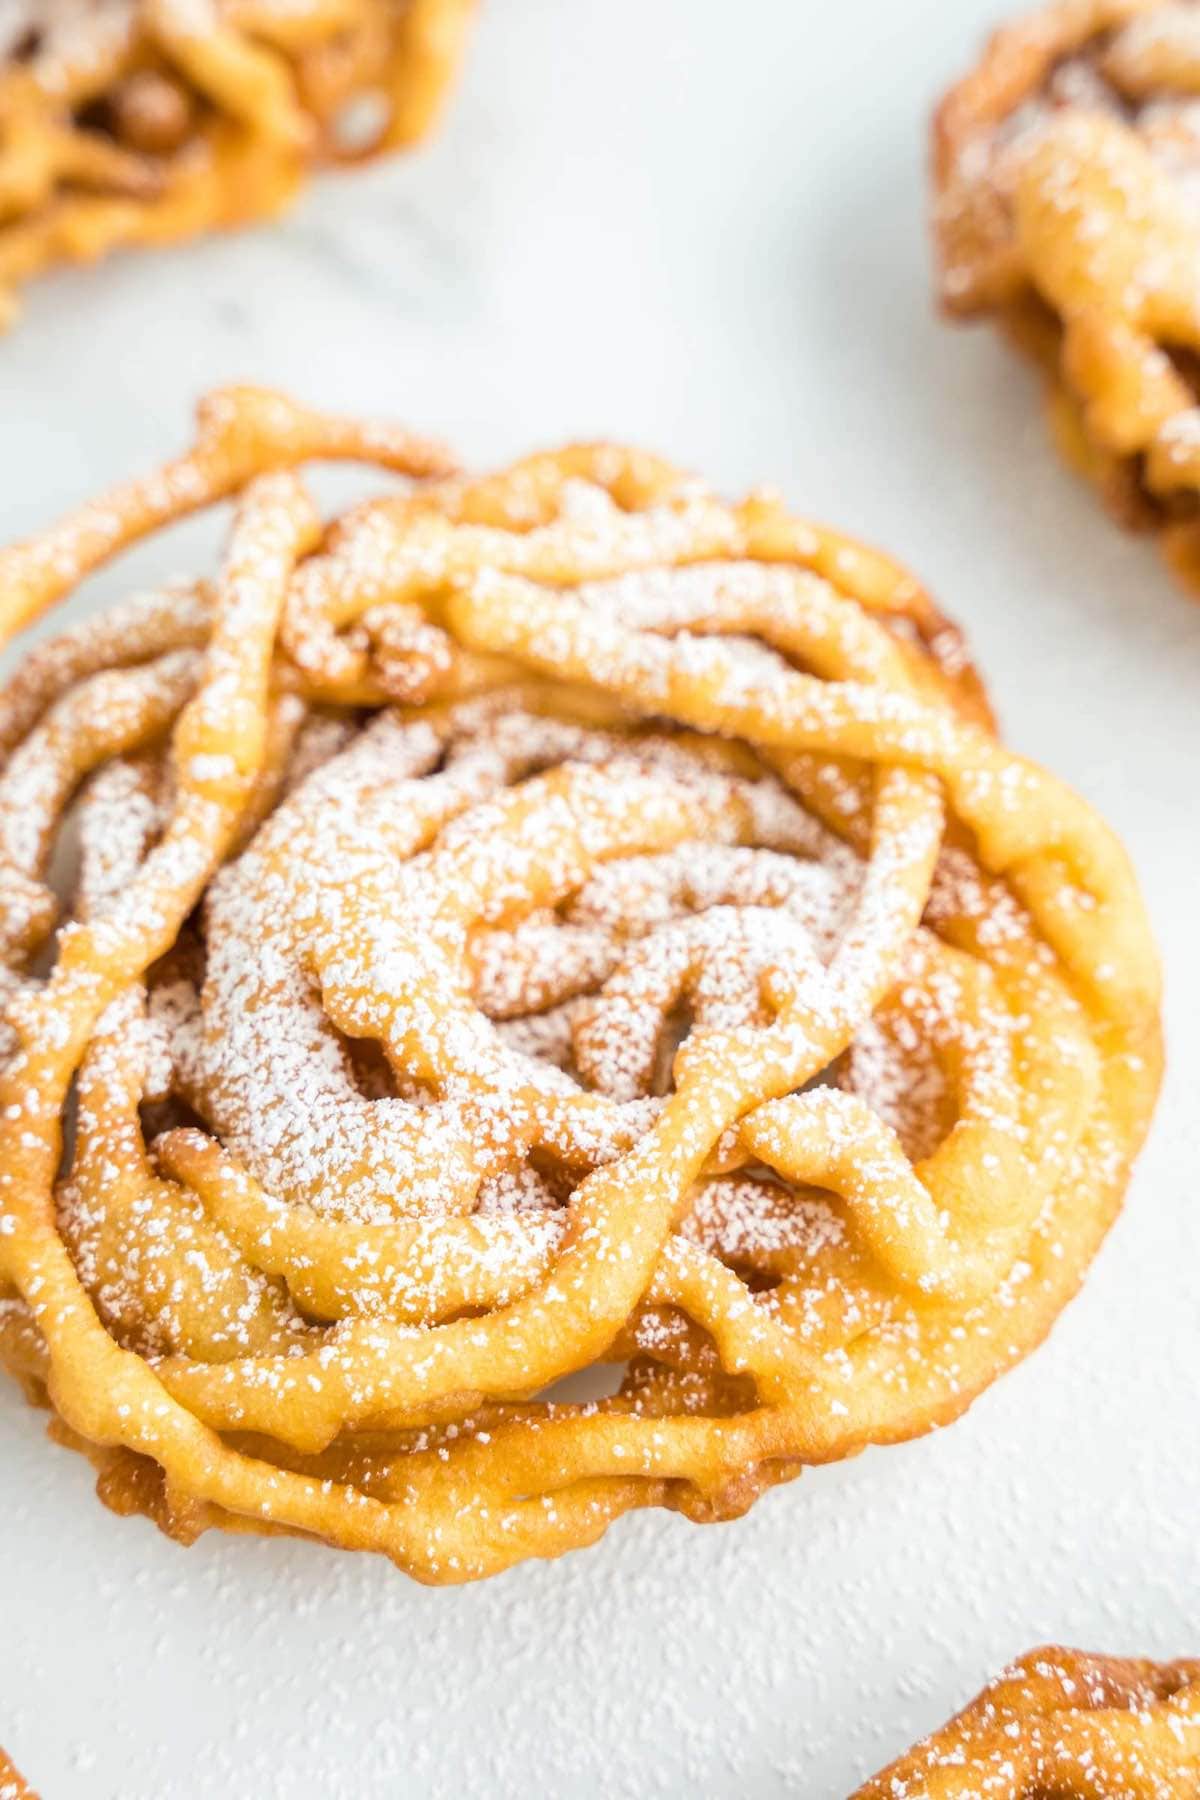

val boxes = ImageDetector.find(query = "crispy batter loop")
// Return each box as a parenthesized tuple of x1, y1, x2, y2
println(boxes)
(0, 0, 476, 329)
(933, 0, 1200, 593)
(0, 387, 1161, 1583)
(857, 1645, 1200, 1797)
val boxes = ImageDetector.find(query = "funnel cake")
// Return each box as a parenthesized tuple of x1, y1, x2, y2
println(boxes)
(934, 0, 1200, 593)
(0, 388, 1161, 1583)
(0, 0, 475, 330)
(0, 1749, 35, 1800)
(856, 1646, 1200, 1797)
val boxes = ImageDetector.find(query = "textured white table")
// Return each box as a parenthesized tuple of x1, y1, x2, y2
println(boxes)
(2, 2, 1199, 1794)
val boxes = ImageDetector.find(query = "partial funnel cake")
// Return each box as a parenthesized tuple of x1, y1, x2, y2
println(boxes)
(0, 1748, 36, 1800)
(0, 389, 1161, 1584)
(856, 1646, 1200, 1797)
(934, 0, 1200, 594)
(0, 0, 476, 330)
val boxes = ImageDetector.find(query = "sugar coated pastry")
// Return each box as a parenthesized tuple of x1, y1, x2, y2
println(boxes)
(933, 0, 1200, 594)
(0, 0, 476, 330)
(0, 387, 1161, 1583)
(0, 1747, 36, 1800)
(856, 1645, 1200, 1797)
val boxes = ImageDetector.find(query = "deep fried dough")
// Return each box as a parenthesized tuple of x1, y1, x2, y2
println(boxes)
(0, 1746, 36, 1800)
(0, 389, 1161, 1583)
(933, 0, 1200, 593)
(0, 0, 476, 329)
(857, 1646, 1200, 1798)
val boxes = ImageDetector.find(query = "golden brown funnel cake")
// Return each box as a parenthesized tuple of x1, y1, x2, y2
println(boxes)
(0, 0, 476, 330)
(0, 1747, 36, 1800)
(856, 1646, 1200, 1797)
(933, 0, 1200, 596)
(0, 388, 1161, 1583)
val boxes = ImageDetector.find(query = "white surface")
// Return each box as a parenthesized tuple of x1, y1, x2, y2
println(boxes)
(2, 2, 1199, 1794)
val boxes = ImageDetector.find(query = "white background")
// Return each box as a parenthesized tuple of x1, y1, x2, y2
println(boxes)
(2, 2, 1199, 1794)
